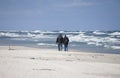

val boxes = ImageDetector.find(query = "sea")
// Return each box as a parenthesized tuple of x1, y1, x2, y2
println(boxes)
(0, 30, 120, 54)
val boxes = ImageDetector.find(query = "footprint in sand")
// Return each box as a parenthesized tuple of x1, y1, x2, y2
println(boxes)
(33, 68, 55, 71)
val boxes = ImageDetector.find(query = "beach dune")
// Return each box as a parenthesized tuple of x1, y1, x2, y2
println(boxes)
(0, 46, 120, 78)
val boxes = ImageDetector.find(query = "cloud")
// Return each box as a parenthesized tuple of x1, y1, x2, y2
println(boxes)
(54, 0, 95, 8)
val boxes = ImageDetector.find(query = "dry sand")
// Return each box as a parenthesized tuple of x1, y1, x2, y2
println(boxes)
(0, 46, 120, 78)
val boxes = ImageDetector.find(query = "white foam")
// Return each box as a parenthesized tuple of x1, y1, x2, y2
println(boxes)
(109, 32, 120, 36)
(0, 32, 55, 39)
(105, 45, 120, 50)
(11, 38, 27, 41)
(59, 31, 64, 33)
(26, 32, 56, 39)
(31, 30, 56, 34)
(69, 34, 104, 43)
(87, 42, 102, 46)
(33, 40, 39, 42)
(0, 32, 20, 37)
(69, 33, 87, 42)
(34, 34, 55, 39)
(69, 33, 120, 48)
(65, 31, 85, 34)
(37, 43, 56, 46)
(0, 32, 32, 38)
(93, 31, 106, 35)
(31, 30, 42, 33)
(26, 33, 35, 37)
(104, 37, 120, 44)
(111, 46, 120, 49)
(87, 42, 96, 45)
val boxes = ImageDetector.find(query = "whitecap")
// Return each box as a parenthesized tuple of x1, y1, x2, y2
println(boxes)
(31, 30, 42, 33)
(0, 32, 20, 37)
(109, 32, 120, 36)
(69, 34, 86, 42)
(11, 38, 27, 41)
(59, 31, 64, 33)
(111, 46, 120, 50)
(93, 31, 106, 35)
(37, 43, 56, 46)
(104, 37, 120, 44)
(87, 41, 103, 46)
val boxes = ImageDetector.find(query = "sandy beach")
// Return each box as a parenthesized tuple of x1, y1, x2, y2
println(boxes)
(0, 46, 120, 78)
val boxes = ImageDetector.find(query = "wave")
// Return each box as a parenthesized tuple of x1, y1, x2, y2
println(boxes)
(109, 32, 120, 36)
(0, 32, 20, 37)
(0, 32, 55, 39)
(93, 31, 106, 35)
(11, 38, 27, 41)
(37, 43, 56, 46)
(87, 42, 103, 46)
(104, 45, 120, 50)
(0, 30, 120, 50)
(111, 46, 120, 50)
(69, 33, 120, 49)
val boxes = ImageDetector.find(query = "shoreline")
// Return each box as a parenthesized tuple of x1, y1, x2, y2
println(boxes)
(0, 45, 120, 54)
(0, 45, 120, 63)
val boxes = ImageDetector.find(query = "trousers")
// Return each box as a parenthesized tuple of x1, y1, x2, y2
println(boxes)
(58, 43, 62, 51)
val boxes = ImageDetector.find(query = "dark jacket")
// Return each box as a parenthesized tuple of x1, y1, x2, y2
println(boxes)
(63, 36, 69, 45)
(56, 35, 63, 44)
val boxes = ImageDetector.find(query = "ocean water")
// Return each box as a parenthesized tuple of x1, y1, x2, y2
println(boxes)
(0, 30, 120, 54)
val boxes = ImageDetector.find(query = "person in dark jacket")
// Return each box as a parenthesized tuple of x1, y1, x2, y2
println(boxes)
(63, 34, 69, 51)
(56, 34, 63, 51)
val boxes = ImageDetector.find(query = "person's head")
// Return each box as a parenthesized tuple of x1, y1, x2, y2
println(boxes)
(59, 33, 62, 37)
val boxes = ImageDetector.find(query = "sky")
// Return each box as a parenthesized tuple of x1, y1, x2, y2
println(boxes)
(0, 0, 120, 31)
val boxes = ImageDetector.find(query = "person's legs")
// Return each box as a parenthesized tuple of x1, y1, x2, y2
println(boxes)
(58, 44, 62, 51)
(66, 45, 68, 51)
(58, 44, 60, 51)
(64, 45, 68, 51)
(60, 44, 63, 51)
(64, 45, 66, 51)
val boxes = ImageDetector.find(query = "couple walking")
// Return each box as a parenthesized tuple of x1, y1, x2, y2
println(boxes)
(56, 34, 69, 51)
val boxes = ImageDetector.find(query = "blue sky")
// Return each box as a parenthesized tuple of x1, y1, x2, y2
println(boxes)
(0, 0, 120, 31)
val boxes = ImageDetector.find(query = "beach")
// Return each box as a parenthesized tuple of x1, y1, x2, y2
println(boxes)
(0, 46, 120, 78)
(0, 0, 120, 77)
